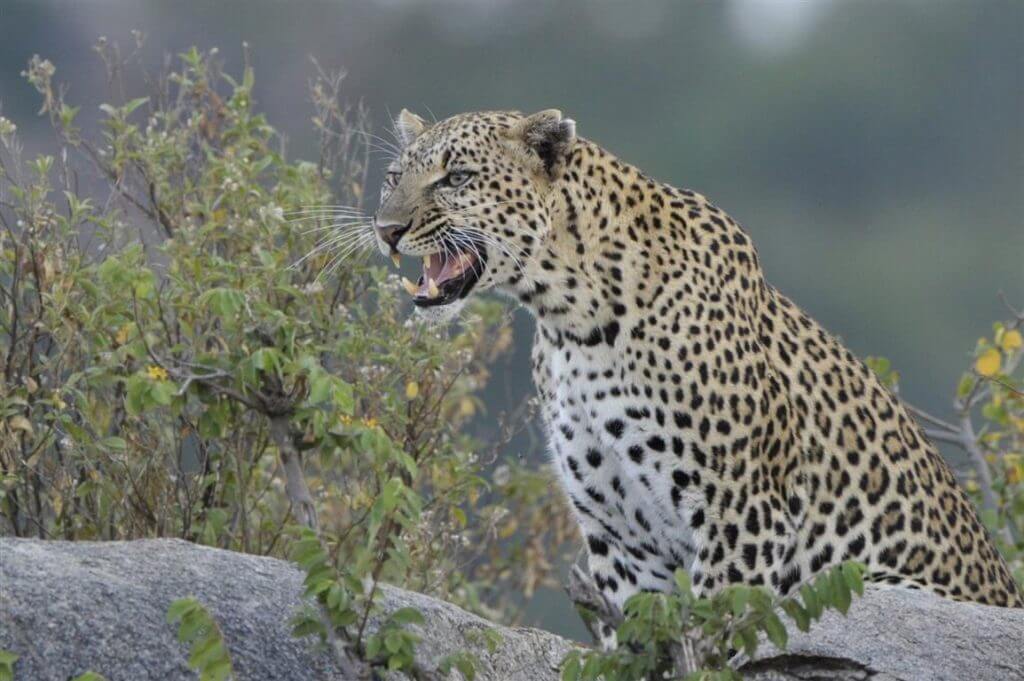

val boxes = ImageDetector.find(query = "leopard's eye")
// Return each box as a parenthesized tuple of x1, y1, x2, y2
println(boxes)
(385, 171, 402, 188)
(445, 170, 473, 188)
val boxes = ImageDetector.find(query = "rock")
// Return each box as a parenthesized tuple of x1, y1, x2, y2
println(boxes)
(0, 538, 574, 680)
(741, 581, 1024, 681)
(1, 538, 1021, 681)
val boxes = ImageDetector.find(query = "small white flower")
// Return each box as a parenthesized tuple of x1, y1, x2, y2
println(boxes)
(0, 116, 16, 138)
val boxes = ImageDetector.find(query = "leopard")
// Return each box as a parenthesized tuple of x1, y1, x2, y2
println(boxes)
(370, 108, 1024, 637)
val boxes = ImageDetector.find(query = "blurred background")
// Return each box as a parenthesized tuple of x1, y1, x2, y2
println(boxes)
(2, 0, 1022, 635)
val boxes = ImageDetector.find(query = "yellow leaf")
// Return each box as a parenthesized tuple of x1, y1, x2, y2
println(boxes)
(116, 323, 133, 345)
(459, 397, 475, 417)
(975, 348, 1001, 377)
(8, 415, 34, 435)
(1000, 329, 1022, 352)
(146, 365, 169, 381)
(405, 381, 419, 400)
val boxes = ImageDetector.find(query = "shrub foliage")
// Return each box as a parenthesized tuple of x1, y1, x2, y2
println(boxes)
(0, 43, 575, 640)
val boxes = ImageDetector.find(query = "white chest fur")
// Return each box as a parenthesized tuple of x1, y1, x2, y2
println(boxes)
(542, 340, 702, 592)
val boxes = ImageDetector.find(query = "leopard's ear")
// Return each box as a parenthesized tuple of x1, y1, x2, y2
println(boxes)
(394, 108, 427, 147)
(508, 109, 576, 175)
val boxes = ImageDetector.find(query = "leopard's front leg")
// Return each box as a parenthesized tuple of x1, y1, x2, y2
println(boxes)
(572, 513, 646, 650)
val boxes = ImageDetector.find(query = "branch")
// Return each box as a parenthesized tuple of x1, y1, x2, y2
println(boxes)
(267, 415, 317, 530)
(564, 561, 621, 645)
(959, 414, 1019, 544)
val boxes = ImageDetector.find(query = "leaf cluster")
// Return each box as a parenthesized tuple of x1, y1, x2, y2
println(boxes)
(561, 562, 866, 681)
(166, 597, 235, 681)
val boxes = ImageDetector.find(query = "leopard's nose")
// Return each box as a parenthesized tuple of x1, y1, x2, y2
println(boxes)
(374, 218, 412, 251)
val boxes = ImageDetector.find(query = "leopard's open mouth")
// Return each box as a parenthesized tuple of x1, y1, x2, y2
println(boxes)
(399, 241, 487, 308)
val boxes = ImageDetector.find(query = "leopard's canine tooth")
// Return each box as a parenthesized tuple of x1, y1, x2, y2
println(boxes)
(402, 277, 418, 296)
(427, 278, 440, 298)
(391, 253, 401, 268)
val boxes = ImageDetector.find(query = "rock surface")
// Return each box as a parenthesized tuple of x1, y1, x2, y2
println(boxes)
(1, 537, 1022, 680)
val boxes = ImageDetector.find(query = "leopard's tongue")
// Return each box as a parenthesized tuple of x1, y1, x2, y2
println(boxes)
(416, 251, 475, 296)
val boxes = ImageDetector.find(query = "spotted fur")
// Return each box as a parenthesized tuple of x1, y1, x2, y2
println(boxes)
(374, 109, 1024, 625)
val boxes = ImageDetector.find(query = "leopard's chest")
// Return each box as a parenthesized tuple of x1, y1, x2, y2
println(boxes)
(542, 341, 702, 574)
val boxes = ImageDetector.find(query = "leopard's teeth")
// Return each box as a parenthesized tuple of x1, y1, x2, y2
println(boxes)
(424, 253, 434, 269)
(427, 278, 440, 298)
(402, 277, 418, 296)
(391, 253, 401, 268)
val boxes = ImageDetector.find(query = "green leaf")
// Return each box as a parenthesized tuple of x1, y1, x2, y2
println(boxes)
(781, 599, 810, 632)
(729, 586, 749, 618)
(957, 374, 976, 399)
(762, 611, 788, 649)
(124, 97, 150, 115)
(560, 651, 582, 681)
(831, 568, 852, 615)
(331, 379, 355, 414)
(842, 562, 865, 597)
(200, 288, 245, 317)
(388, 607, 425, 626)
(133, 269, 157, 299)
(149, 379, 177, 406)
(736, 626, 758, 657)
(202, 658, 232, 681)
(97, 256, 132, 289)
(481, 628, 503, 654)
(166, 598, 197, 624)
(124, 374, 150, 416)
(799, 584, 822, 620)
(0, 650, 17, 681)
(290, 616, 325, 639)
(454, 654, 477, 681)
(307, 371, 332, 405)
(166, 597, 234, 680)
(813, 572, 833, 606)
(98, 436, 127, 452)
(674, 568, 693, 598)
(189, 636, 224, 669)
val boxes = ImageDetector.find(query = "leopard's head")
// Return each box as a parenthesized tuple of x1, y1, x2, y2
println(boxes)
(374, 109, 575, 322)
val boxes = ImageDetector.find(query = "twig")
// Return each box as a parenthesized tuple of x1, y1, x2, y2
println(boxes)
(906, 404, 958, 434)
(268, 415, 317, 530)
(564, 561, 621, 644)
(959, 415, 1019, 544)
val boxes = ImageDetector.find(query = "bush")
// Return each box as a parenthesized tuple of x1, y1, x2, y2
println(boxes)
(0, 42, 576, 630)
(561, 562, 866, 681)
